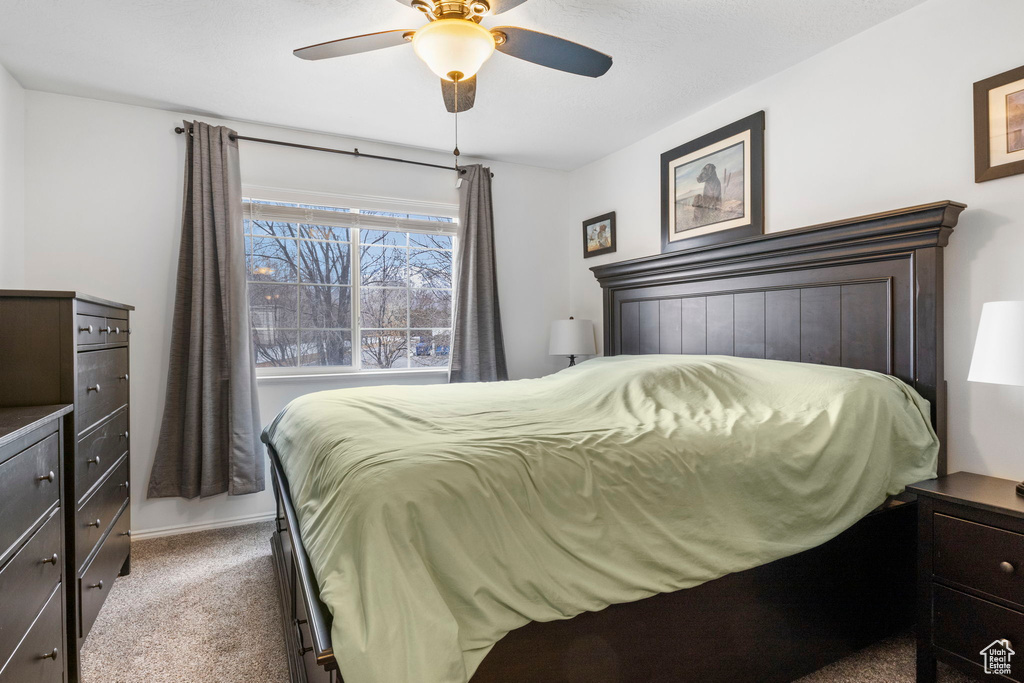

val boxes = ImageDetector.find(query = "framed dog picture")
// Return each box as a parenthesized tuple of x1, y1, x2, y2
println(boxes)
(661, 111, 765, 253)
(582, 211, 616, 258)
(975, 64, 1024, 182)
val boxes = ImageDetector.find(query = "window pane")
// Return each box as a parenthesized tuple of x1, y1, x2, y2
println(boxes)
(409, 233, 453, 250)
(360, 229, 407, 247)
(409, 249, 452, 289)
(360, 245, 408, 287)
(361, 331, 409, 370)
(410, 329, 451, 367)
(251, 236, 298, 283)
(249, 283, 297, 328)
(253, 328, 298, 368)
(299, 285, 351, 329)
(410, 288, 452, 328)
(299, 240, 352, 285)
(301, 224, 348, 242)
(300, 330, 352, 367)
(360, 287, 408, 329)
(249, 220, 300, 239)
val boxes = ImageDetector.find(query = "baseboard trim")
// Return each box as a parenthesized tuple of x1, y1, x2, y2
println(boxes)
(131, 511, 277, 540)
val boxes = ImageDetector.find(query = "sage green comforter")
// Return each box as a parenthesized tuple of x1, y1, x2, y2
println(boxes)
(264, 355, 938, 683)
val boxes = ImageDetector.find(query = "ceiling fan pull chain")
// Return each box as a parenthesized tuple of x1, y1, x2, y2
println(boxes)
(453, 76, 461, 169)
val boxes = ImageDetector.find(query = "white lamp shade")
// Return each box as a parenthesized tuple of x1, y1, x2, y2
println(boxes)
(412, 19, 496, 82)
(968, 301, 1024, 386)
(549, 319, 596, 356)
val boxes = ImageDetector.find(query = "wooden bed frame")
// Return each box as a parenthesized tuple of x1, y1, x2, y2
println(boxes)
(266, 200, 966, 683)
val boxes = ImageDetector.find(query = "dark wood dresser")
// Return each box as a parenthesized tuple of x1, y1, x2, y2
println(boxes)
(909, 472, 1024, 682)
(0, 291, 134, 683)
(0, 404, 73, 683)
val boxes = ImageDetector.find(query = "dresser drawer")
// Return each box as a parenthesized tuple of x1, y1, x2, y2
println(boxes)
(934, 513, 1024, 605)
(105, 320, 129, 345)
(79, 505, 130, 639)
(75, 314, 106, 346)
(0, 509, 62, 670)
(934, 584, 1023, 680)
(76, 348, 128, 432)
(76, 408, 129, 503)
(0, 433, 60, 561)
(75, 455, 128, 569)
(0, 584, 63, 683)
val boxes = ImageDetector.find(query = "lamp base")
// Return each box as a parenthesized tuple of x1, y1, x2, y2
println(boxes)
(1017, 481, 1024, 498)
(567, 355, 577, 367)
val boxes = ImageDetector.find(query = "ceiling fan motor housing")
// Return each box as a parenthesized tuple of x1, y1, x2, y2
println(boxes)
(414, 0, 491, 22)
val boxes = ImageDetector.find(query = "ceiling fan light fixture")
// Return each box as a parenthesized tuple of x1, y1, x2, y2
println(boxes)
(412, 18, 496, 82)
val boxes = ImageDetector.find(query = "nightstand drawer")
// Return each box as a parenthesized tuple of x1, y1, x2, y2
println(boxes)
(934, 513, 1024, 605)
(934, 585, 1023, 681)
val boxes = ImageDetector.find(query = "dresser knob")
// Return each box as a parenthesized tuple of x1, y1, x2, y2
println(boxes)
(120, 529, 132, 538)
(87, 518, 101, 528)
(1000, 561, 1015, 574)
(120, 430, 129, 440)
(119, 373, 129, 381)
(87, 384, 101, 393)
(89, 580, 104, 590)
(114, 327, 121, 334)
(101, 326, 112, 334)
(87, 456, 101, 466)
(37, 471, 54, 483)
(79, 325, 93, 334)
(41, 553, 58, 565)
(39, 648, 58, 660)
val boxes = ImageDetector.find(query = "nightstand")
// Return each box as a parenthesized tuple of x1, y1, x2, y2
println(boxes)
(909, 472, 1024, 682)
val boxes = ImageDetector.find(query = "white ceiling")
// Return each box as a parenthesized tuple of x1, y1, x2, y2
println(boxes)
(0, 0, 925, 170)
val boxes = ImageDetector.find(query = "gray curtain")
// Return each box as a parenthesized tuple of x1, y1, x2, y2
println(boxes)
(148, 121, 264, 499)
(449, 165, 508, 383)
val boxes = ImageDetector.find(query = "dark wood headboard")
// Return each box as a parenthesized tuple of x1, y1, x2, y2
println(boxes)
(591, 201, 966, 477)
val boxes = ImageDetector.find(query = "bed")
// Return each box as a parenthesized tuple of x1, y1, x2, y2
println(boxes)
(265, 200, 966, 683)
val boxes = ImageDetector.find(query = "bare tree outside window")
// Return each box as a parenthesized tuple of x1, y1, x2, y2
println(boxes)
(244, 200, 454, 372)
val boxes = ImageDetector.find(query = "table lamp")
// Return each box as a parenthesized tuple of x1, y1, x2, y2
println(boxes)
(549, 317, 596, 367)
(967, 301, 1024, 497)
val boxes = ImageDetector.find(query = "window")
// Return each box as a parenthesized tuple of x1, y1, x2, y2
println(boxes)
(243, 198, 456, 374)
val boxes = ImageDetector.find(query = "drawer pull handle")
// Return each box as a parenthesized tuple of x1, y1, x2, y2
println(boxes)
(89, 580, 104, 590)
(87, 456, 101, 466)
(1000, 561, 1015, 574)
(41, 553, 58, 565)
(39, 648, 59, 661)
(37, 471, 54, 483)
(120, 529, 132, 538)
(119, 373, 129, 381)
(120, 430, 129, 440)
(87, 518, 102, 528)
(79, 325, 93, 334)
(101, 326, 112, 334)
(87, 384, 101, 393)
(114, 327, 121, 334)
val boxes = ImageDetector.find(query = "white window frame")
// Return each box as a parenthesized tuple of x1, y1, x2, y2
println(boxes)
(243, 186, 459, 379)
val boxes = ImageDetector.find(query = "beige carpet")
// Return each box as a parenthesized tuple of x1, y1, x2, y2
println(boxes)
(81, 522, 973, 682)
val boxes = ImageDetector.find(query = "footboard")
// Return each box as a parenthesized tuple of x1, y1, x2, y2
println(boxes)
(267, 439, 340, 683)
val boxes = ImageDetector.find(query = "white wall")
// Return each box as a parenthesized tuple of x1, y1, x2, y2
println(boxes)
(22, 91, 569, 535)
(0, 63, 25, 287)
(567, 0, 1024, 482)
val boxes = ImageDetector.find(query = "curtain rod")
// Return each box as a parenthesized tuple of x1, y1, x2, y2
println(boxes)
(173, 125, 493, 176)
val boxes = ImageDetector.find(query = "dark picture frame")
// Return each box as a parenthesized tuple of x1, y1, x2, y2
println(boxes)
(661, 111, 765, 253)
(974, 64, 1024, 183)
(582, 211, 616, 258)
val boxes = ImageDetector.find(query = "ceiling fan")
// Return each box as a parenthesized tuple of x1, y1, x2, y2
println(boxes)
(294, 0, 613, 113)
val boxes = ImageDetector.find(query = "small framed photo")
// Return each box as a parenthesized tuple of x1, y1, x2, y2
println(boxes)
(975, 64, 1024, 182)
(582, 211, 616, 258)
(661, 111, 765, 253)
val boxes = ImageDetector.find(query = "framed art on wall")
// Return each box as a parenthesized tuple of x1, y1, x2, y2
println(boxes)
(661, 111, 765, 253)
(582, 211, 616, 258)
(975, 64, 1024, 182)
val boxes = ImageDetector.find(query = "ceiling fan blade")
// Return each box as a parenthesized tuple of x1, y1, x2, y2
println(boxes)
(294, 29, 415, 61)
(441, 76, 477, 113)
(494, 26, 612, 77)
(394, 0, 530, 14)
